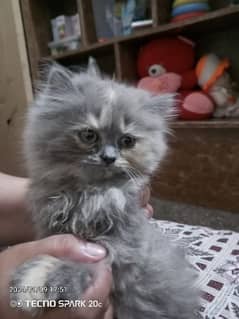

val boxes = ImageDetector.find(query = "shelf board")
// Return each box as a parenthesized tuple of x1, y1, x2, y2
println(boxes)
(54, 41, 115, 61)
(171, 119, 239, 129)
(51, 5, 239, 62)
(119, 5, 239, 43)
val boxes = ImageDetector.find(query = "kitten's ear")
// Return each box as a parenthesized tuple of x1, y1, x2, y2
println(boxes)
(146, 94, 177, 119)
(36, 62, 79, 105)
(87, 57, 101, 77)
(46, 62, 75, 93)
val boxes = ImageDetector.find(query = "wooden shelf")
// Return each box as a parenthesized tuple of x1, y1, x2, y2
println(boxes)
(21, 0, 239, 81)
(120, 5, 239, 42)
(53, 5, 239, 62)
(21, 1, 239, 130)
(55, 41, 115, 61)
(172, 119, 239, 129)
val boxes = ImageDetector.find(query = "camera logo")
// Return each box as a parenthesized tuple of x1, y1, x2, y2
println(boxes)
(10, 300, 23, 308)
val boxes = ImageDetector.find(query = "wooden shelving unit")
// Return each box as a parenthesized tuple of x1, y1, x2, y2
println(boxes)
(20, 0, 239, 212)
(20, 0, 239, 128)
(54, 5, 239, 62)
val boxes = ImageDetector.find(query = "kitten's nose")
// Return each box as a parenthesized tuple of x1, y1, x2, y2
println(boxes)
(101, 154, 116, 165)
(101, 155, 116, 165)
(100, 145, 117, 165)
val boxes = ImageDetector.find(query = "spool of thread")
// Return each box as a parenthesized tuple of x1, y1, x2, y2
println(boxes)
(173, 0, 208, 8)
(172, 3, 209, 17)
(171, 11, 206, 22)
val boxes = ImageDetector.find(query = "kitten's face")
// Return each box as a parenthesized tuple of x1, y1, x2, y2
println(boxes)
(25, 64, 174, 184)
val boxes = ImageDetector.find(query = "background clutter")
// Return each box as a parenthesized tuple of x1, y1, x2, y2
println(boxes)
(49, 14, 81, 56)
(171, 0, 210, 22)
(137, 36, 239, 119)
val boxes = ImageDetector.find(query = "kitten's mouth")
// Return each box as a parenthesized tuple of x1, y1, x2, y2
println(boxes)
(81, 160, 101, 166)
(82, 160, 119, 170)
(81, 160, 128, 177)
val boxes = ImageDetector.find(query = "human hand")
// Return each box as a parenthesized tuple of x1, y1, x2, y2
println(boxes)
(0, 234, 112, 319)
(141, 186, 153, 218)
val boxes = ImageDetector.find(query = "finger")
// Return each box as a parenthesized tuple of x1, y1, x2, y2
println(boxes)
(144, 204, 154, 218)
(1, 234, 106, 270)
(104, 304, 114, 319)
(57, 262, 112, 319)
(141, 186, 150, 207)
(79, 261, 112, 317)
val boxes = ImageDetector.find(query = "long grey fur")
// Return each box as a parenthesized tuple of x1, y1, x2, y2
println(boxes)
(10, 62, 199, 318)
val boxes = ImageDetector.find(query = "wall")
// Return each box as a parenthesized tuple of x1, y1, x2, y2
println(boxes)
(152, 127, 239, 213)
(0, 0, 32, 176)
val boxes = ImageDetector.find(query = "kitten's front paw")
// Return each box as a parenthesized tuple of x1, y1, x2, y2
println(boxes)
(10, 255, 94, 316)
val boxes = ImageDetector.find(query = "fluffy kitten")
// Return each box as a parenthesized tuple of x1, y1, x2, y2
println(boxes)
(10, 61, 199, 318)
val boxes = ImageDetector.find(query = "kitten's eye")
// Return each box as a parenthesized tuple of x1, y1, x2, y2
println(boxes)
(79, 128, 98, 144)
(119, 134, 136, 149)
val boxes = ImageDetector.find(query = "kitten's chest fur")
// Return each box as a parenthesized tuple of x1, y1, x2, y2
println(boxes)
(31, 176, 151, 296)
(32, 178, 147, 250)
(30, 180, 199, 319)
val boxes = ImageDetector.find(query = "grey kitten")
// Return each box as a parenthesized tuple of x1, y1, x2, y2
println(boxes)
(10, 61, 199, 318)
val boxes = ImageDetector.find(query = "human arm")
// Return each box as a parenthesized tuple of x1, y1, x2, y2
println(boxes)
(0, 173, 33, 245)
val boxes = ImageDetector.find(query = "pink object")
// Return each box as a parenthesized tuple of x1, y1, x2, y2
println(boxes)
(180, 91, 214, 120)
(183, 92, 214, 114)
(138, 73, 182, 94)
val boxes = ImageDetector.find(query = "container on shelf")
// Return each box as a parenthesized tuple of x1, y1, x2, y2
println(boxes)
(92, 0, 150, 40)
(51, 14, 81, 41)
(49, 14, 81, 56)
(51, 16, 73, 41)
(131, 19, 153, 32)
(48, 34, 81, 56)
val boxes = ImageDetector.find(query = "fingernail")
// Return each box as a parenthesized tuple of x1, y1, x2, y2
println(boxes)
(81, 242, 106, 258)
(145, 204, 154, 218)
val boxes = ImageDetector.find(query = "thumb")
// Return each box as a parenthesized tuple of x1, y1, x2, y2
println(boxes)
(2, 234, 106, 270)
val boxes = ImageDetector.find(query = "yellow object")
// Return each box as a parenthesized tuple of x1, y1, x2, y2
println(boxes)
(173, 0, 208, 8)
(196, 54, 230, 92)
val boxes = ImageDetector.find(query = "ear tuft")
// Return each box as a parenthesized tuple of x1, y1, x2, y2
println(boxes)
(47, 62, 74, 91)
(37, 62, 77, 99)
(87, 57, 101, 77)
(34, 61, 80, 107)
